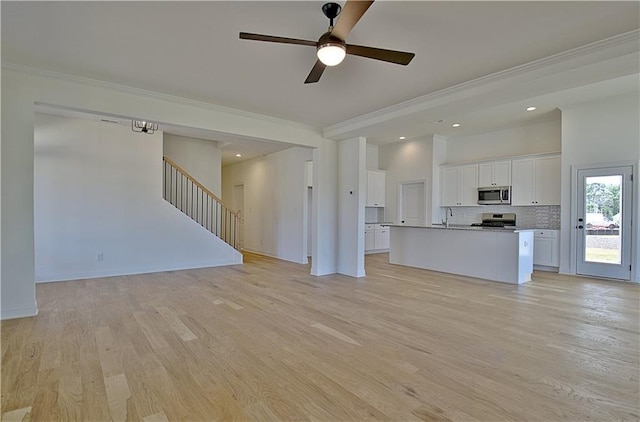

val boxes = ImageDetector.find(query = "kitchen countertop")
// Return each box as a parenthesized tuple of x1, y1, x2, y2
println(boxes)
(383, 224, 535, 233)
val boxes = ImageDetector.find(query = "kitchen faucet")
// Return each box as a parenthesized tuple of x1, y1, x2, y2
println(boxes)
(443, 207, 453, 228)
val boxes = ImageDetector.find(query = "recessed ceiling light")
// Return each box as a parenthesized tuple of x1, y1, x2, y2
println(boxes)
(452, 123, 461, 127)
(235, 153, 242, 157)
(526, 106, 537, 111)
(399, 136, 406, 140)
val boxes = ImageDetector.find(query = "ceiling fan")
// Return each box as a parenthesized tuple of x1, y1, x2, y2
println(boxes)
(239, 1, 415, 84)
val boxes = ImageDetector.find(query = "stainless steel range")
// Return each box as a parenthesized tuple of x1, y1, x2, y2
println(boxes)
(471, 213, 516, 228)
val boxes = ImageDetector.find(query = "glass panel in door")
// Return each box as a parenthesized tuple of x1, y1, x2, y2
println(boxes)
(585, 175, 622, 264)
(576, 167, 632, 280)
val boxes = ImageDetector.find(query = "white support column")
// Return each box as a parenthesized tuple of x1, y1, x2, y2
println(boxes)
(311, 139, 339, 276)
(431, 134, 447, 225)
(337, 137, 366, 277)
(1, 74, 38, 320)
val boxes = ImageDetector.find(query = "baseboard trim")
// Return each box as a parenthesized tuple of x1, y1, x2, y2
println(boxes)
(1, 302, 39, 320)
(365, 249, 390, 255)
(533, 265, 560, 273)
(241, 248, 308, 264)
(35, 257, 243, 283)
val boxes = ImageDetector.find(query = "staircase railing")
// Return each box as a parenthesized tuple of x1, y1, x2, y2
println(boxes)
(163, 157, 239, 251)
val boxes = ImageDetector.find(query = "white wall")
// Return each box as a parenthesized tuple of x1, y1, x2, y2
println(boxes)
(1, 66, 337, 319)
(366, 144, 379, 169)
(379, 138, 433, 225)
(338, 137, 366, 277)
(163, 133, 222, 196)
(446, 118, 561, 163)
(34, 113, 241, 283)
(222, 146, 313, 264)
(560, 94, 640, 280)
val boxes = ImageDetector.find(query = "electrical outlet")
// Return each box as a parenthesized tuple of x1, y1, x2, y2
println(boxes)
(96, 253, 104, 261)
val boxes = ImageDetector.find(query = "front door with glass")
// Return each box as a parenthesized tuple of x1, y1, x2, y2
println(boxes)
(576, 166, 633, 280)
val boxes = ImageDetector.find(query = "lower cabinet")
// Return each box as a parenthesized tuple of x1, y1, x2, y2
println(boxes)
(533, 229, 559, 269)
(365, 224, 390, 253)
(375, 227, 390, 250)
(365, 228, 375, 251)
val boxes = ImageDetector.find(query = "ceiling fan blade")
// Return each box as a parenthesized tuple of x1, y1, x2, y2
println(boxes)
(304, 60, 326, 84)
(346, 44, 415, 65)
(331, 0, 374, 40)
(239, 32, 317, 47)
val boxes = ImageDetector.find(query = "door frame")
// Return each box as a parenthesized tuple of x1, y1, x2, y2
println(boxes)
(570, 161, 638, 281)
(397, 179, 427, 226)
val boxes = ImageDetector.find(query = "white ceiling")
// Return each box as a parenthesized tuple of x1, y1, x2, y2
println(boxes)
(3, 1, 639, 156)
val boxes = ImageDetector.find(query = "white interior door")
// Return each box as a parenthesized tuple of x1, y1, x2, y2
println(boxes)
(233, 184, 245, 250)
(576, 166, 633, 280)
(400, 181, 425, 225)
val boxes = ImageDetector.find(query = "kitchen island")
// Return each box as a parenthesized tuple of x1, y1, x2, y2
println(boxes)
(386, 225, 534, 284)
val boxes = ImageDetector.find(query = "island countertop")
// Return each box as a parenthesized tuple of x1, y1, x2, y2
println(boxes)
(387, 224, 534, 284)
(382, 224, 535, 233)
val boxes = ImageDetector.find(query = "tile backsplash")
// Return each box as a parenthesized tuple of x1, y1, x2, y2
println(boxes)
(365, 207, 386, 223)
(440, 205, 561, 229)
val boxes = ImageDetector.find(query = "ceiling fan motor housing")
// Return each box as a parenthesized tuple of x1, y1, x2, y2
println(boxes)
(322, 2, 342, 26)
(317, 31, 346, 49)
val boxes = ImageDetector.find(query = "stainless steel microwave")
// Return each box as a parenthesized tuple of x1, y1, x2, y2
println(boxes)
(478, 186, 511, 205)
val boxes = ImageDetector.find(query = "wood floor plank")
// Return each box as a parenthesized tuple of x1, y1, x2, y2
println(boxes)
(155, 307, 198, 342)
(309, 321, 362, 346)
(104, 374, 132, 422)
(142, 411, 169, 422)
(2, 252, 639, 421)
(1, 406, 32, 422)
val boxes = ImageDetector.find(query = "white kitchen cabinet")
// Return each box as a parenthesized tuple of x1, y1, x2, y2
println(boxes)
(365, 224, 389, 252)
(366, 170, 386, 207)
(441, 164, 478, 206)
(441, 167, 459, 206)
(533, 229, 559, 268)
(374, 225, 390, 250)
(511, 155, 560, 206)
(479, 160, 511, 187)
(365, 225, 375, 251)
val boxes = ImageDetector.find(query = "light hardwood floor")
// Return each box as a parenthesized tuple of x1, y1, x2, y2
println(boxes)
(2, 253, 639, 421)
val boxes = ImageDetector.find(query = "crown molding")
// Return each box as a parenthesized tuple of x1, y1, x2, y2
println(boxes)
(2, 62, 322, 134)
(323, 29, 640, 139)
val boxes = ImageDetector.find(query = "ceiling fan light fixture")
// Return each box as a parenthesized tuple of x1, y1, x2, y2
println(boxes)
(317, 43, 346, 66)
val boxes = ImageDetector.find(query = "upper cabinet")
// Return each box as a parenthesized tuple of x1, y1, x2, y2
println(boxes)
(441, 164, 478, 206)
(478, 160, 511, 187)
(511, 155, 561, 206)
(366, 170, 386, 207)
